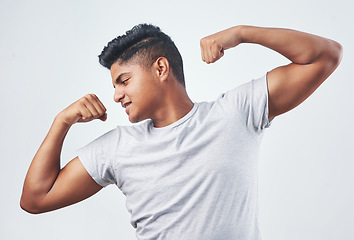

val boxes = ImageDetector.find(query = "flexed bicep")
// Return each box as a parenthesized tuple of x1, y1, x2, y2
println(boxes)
(21, 157, 102, 214)
(267, 43, 342, 120)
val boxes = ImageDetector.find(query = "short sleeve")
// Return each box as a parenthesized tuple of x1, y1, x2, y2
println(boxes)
(219, 74, 273, 133)
(76, 129, 118, 187)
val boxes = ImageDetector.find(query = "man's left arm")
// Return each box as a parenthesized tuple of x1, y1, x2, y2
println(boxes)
(200, 25, 343, 119)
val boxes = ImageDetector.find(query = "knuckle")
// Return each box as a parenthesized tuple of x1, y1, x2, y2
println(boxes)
(83, 94, 96, 101)
(86, 94, 94, 100)
(82, 95, 90, 100)
(97, 108, 104, 114)
(78, 98, 86, 105)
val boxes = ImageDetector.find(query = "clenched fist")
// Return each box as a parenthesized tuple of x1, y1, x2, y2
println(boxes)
(57, 94, 107, 126)
(200, 26, 243, 64)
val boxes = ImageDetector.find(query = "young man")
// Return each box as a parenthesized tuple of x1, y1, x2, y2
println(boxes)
(21, 24, 342, 239)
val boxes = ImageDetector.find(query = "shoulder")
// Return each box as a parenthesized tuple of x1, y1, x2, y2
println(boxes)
(212, 74, 272, 132)
(77, 122, 150, 163)
(222, 75, 267, 100)
(78, 122, 148, 151)
(211, 74, 268, 113)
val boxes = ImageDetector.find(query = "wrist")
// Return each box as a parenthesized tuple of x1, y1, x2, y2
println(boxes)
(223, 25, 247, 50)
(234, 25, 249, 44)
(54, 113, 73, 129)
(41, 114, 72, 143)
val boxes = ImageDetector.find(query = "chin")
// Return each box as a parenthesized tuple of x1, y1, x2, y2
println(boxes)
(128, 114, 141, 124)
(128, 117, 137, 123)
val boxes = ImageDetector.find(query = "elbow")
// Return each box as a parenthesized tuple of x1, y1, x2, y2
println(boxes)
(20, 195, 44, 214)
(334, 41, 343, 65)
(328, 40, 343, 68)
(318, 40, 343, 76)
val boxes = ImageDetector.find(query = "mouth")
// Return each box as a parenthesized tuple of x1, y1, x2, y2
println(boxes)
(122, 102, 132, 108)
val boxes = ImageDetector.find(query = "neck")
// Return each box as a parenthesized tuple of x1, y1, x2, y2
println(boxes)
(152, 81, 193, 128)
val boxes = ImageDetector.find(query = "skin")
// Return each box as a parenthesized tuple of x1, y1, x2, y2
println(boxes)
(20, 25, 342, 214)
(20, 95, 106, 213)
(110, 57, 193, 128)
(200, 25, 342, 119)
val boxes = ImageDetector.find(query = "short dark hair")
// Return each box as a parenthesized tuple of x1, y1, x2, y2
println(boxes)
(99, 24, 185, 86)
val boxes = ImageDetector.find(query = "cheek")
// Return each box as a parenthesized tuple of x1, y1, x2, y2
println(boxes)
(135, 90, 161, 119)
(134, 82, 157, 103)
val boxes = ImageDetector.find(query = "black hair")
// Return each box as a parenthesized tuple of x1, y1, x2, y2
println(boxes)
(99, 24, 185, 86)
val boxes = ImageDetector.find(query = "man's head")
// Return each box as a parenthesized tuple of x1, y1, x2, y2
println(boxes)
(99, 24, 189, 124)
(98, 23, 185, 87)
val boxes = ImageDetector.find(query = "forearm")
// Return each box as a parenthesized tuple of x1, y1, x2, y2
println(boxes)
(21, 94, 107, 214)
(201, 25, 342, 120)
(236, 25, 342, 64)
(21, 115, 71, 209)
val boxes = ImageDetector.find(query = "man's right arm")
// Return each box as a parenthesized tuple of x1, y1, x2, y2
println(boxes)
(20, 94, 107, 214)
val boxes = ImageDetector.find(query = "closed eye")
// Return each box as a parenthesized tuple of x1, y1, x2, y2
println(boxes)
(122, 78, 130, 85)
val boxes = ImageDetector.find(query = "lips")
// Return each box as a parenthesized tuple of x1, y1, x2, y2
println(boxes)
(122, 102, 132, 108)
(122, 102, 132, 115)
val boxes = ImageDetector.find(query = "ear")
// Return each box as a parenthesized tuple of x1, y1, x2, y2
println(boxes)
(154, 57, 170, 82)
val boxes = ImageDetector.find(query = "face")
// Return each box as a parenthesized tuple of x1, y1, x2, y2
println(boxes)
(110, 61, 163, 123)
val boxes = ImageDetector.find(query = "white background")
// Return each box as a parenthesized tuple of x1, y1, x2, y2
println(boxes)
(1, 0, 353, 239)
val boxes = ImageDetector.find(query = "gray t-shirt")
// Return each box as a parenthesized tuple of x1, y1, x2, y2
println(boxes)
(78, 74, 273, 240)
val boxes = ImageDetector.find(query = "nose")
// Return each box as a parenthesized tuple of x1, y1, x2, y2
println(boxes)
(113, 86, 125, 103)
